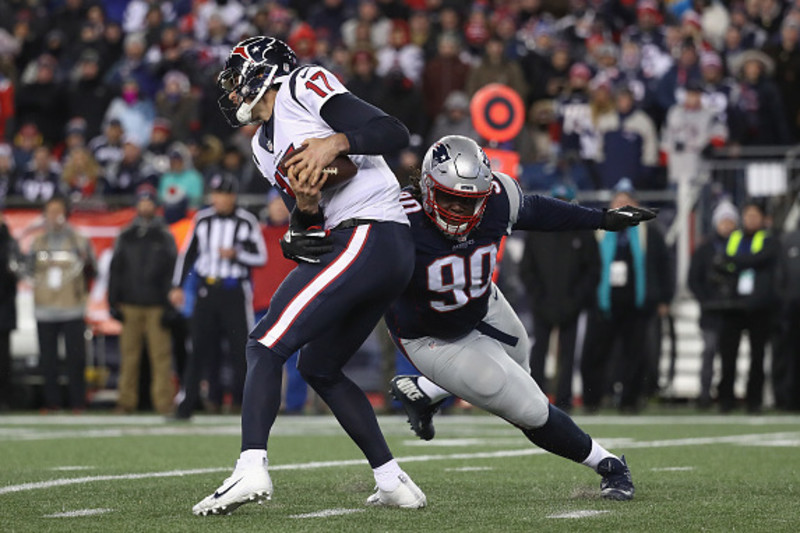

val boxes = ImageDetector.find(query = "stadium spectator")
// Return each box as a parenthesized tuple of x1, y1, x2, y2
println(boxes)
(426, 91, 479, 148)
(101, 137, 152, 196)
(0, 65, 15, 142)
(15, 54, 67, 146)
(61, 146, 100, 200)
(98, 20, 125, 72)
(105, 31, 158, 97)
(379, 70, 426, 154)
(775, 223, 800, 411)
(520, 183, 600, 412)
(716, 201, 779, 413)
(697, 51, 738, 131)
(16, 145, 61, 203)
(376, 19, 424, 86)
(155, 70, 199, 141)
(142, 118, 173, 176)
(347, 49, 385, 108)
(109, 184, 177, 414)
(622, 0, 666, 50)
(341, 0, 392, 50)
(763, 19, 800, 142)
(730, 50, 791, 146)
(157, 142, 203, 207)
(29, 196, 96, 412)
(104, 78, 156, 148)
(661, 79, 727, 187)
(0, 210, 19, 411)
(655, 39, 701, 120)
(596, 85, 659, 190)
(59, 118, 89, 161)
(465, 34, 528, 101)
(533, 42, 573, 105)
(307, 0, 349, 44)
(582, 181, 673, 413)
(688, 200, 739, 409)
(146, 25, 191, 79)
(12, 123, 43, 173)
(408, 9, 435, 59)
(89, 119, 126, 180)
(0, 144, 16, 201)
(421, 33, 470, 123)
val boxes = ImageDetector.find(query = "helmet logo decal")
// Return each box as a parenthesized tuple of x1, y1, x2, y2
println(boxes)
(231, 45, 251, 61)
(431, 143, 451, 166)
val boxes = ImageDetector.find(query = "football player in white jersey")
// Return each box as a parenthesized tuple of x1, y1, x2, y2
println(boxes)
(384, 136, 656, 501)
(192, 37, 425, 516)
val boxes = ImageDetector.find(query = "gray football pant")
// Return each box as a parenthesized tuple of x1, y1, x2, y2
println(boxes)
(397, 285, 550, 429)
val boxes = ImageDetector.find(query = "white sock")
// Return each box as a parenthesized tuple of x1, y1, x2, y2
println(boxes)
(417, 376, 450, 403)
(581, 439, 618, 471)
(373, 459, 403, 492)
(238, 449, 268, 468)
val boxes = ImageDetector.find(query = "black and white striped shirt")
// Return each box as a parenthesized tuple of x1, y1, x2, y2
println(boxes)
(173, 207, 267, 286)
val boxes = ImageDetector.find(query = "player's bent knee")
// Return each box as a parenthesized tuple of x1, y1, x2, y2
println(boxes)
(514, 395, 550, 429)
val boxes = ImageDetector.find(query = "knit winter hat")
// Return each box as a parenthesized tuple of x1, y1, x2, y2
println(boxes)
(712, 201, 739, 227)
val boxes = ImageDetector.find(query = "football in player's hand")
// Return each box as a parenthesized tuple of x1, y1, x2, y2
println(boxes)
(282, 145, 358, 189)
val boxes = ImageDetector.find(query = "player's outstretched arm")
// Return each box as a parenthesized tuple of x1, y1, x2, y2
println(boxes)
(514, 194, 657, 233)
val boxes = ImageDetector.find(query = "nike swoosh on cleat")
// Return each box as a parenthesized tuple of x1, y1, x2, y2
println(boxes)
(213, 478, 243, 499)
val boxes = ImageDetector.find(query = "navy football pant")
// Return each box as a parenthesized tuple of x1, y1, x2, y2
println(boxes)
(241, 222, 414, 467)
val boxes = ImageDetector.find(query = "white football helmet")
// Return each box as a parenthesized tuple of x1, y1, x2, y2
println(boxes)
(420, 135, 493, 238)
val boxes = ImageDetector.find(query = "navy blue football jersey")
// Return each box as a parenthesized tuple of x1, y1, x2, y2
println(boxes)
(386, 172, 604, 341)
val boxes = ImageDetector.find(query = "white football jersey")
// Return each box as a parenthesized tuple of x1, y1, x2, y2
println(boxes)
(251, 65, 408, 229)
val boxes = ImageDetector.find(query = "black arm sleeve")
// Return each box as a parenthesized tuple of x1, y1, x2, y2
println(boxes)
(513, 195, 605, 232)
(320, 93, 410, 155)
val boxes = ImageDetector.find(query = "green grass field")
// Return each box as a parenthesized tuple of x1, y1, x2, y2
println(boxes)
(1, 411, 799, 532)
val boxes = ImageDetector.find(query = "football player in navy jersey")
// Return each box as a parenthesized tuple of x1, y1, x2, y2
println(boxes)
(192, 36, 426, 516)
(387, 135, 656, 501)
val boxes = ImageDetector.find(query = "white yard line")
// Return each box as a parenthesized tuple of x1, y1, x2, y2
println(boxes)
(548, 510, 610, 519)
(1, 431, 797, 496)
(43, 508, 112, 518)
(51, 466, 95, 471)
(289, 508, 365, 518)
(651, 466, 695, 472)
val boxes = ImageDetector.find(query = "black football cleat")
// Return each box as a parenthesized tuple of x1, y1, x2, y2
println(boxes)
(598, 455, 635, 501)
(390, 375, 443, 441)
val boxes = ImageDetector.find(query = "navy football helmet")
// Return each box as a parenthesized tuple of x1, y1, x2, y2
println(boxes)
(420, 136, 493, 238)
(217, 36, 297, 126)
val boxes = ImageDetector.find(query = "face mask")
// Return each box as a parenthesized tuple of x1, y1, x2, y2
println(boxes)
(122, 89, 138, 104)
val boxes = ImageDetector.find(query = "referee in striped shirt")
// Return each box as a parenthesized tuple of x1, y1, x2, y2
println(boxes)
(169, 172, 267, 419)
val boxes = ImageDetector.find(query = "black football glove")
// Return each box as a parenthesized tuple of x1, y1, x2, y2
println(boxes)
(280, 228, 334, 264)
(602, 205, 658, 231)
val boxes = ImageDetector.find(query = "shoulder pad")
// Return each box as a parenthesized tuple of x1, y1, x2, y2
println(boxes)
(492, 172, 523, 226)
(288, 65, 349, 115)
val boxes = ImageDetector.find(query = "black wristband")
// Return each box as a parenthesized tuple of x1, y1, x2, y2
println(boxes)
(291, 207, 325, 229)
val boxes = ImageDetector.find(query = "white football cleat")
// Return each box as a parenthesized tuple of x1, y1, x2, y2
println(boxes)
(366, 473, 427, 509)
(192, 461, 273, 516)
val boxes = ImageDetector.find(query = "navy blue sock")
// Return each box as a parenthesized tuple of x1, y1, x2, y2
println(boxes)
(240, 338, 286, 451)
(522, 404, 592, 463)
(301, 369, 393, 468)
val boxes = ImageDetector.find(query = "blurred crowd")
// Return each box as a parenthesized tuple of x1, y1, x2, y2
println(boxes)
(1, 0, 800, 203)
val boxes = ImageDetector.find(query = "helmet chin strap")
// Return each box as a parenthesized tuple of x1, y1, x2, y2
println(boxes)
(236, 65, 277, 124)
